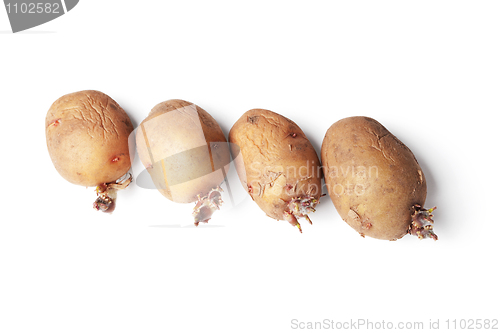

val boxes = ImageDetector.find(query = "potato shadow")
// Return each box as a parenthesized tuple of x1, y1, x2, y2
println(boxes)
(393, 130, 456, 238)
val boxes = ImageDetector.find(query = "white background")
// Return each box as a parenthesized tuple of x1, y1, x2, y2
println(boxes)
(1, 1, 499, 332)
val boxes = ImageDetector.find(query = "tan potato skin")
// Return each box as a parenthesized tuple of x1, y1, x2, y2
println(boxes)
(228, 109, 322, 220)
(135, 100, 230, 203)
(45, 90, 133, 187)
(321, 116, 426, 240)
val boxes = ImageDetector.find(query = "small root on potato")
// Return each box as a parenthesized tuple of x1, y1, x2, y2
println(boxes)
(49, 118, 61, 127)
(283, 211, 302, 233)
(283, 195, 320, 233)
(192, 186, 223, 226)
(93, 173, 132, 213)
(408, 205, 438, 240)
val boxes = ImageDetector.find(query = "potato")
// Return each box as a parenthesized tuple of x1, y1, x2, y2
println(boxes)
(321, 116, 437, 240)
(45, 90, 134, 212)
(135, 99, 230, 225)
(228, 109, 322, 232)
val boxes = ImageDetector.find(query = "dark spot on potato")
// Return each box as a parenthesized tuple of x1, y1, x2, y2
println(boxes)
(247, 183, 254, 200)
(111, 157, 120, 162)
(284, 183, 294, 191)
(247, 116, 259, 124)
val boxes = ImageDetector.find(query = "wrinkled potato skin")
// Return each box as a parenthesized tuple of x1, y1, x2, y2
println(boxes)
(321, 116, 426, 240)
(45, 90, 133, 187)
(135, 100, 230, 203)
(229, 109, 322, 220)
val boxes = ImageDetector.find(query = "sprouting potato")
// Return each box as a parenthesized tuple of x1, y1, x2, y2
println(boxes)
(228, 109, 322, 232)
(135, 99, 231, 225)
(45, 90, 134, 212)
(321, 116, 437, 241)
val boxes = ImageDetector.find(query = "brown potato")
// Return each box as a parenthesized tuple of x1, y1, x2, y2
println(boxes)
(45, 90, 134, 212)
(135, 99, 230, 225)
(321, 116, 437, 240)
(229, 109, 322, 232)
